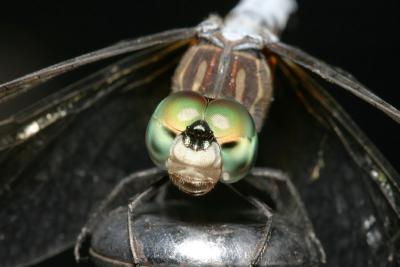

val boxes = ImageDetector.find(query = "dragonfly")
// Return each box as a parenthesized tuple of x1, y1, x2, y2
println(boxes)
(1, 0, 399, 266)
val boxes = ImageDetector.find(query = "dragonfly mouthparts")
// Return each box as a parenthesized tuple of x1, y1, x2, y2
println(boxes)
(166, 121, 222, 196)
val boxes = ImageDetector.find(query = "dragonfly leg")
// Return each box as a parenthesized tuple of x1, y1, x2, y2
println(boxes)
(247, 167, 326, 265)
(225, 182, 273, 266)
(248, 197, 273, 266)
(127, 177, 169, 266)
(74, 167, 165, 262)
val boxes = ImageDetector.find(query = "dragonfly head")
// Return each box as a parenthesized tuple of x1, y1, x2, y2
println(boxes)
(146, 91, 257, 196)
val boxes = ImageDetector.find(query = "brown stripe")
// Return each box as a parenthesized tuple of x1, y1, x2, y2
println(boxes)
(241, 54, 258, 109)
(173, 44, 221, 96)
(226, 55, 239, 98)
(201, 48, 220, 95)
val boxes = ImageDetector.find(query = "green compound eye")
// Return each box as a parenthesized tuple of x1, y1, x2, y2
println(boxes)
(219, 137, 258, 183)
(151, 91, 207, 132)
(146, 117, 176, 168)
(205, 99, 256, 141)
(205, 98, 257, 183)
(146, 91, 207, 167)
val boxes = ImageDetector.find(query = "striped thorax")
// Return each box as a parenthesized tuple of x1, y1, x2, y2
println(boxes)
(172, 29, 274, 131)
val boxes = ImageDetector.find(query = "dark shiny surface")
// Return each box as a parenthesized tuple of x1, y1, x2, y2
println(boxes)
(86, 170, 322, 266)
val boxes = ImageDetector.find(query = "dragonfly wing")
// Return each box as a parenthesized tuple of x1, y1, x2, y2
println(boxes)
(0, 41, 188, 151)
(258, 59, 400, 266)
(0, 42, 188, 267)
(266, 41, 400, 124)
(0, 27, 196, 103)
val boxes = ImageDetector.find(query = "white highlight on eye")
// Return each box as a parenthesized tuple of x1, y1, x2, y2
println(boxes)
(222, 172, 231, 182)
(211, 114, 230, 130)
(177, 108, 200, 122)
(175, 239, 222, 262)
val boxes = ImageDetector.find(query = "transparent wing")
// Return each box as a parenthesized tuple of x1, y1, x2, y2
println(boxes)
(0, 40, 191, 151)
(281, 60, 400, 216)
(266, 41, 400, 124)
(0, 27, 196, 103)
(275, 59, 400, 265)
(0, 45, 187, 267)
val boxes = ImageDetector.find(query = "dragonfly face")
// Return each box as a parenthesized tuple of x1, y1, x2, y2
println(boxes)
(146, 91, 257, 195)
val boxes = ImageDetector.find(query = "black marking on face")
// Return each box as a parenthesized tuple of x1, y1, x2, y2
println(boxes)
(182, 120, 216, 151)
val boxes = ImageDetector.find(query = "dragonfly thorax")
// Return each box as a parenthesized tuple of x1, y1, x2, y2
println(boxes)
(172, 31, 274, 131)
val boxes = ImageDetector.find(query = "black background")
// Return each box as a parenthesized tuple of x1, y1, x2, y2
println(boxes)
(0, 0, 399, 265)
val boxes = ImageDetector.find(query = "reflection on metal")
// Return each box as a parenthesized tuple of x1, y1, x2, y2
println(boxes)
(84, 168, 324, 266)
(175, 240, 223, 263)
